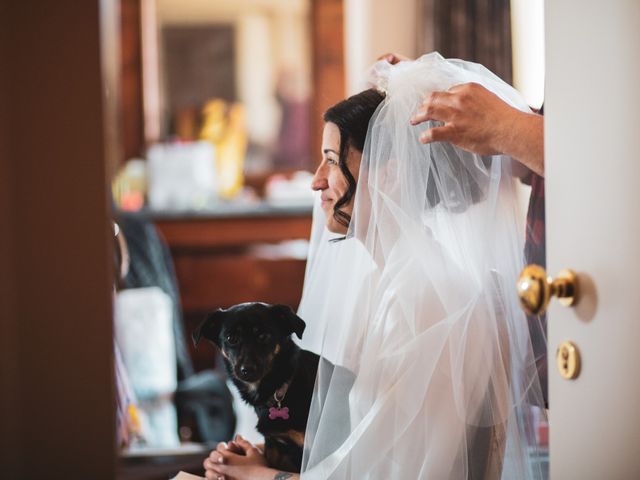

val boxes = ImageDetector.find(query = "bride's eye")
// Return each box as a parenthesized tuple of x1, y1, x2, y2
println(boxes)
(327, 157, 338, 166)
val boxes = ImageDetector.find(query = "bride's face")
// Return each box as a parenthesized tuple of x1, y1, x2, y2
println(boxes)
(311, 122, 362, 234)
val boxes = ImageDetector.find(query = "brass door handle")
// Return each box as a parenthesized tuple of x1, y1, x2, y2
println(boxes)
(517, 264, 578, 316)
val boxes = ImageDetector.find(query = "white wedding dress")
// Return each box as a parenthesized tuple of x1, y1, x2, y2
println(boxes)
(298, 53, 546, 479)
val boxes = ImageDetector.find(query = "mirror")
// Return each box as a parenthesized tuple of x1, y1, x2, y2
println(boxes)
(143, 0, 313, 179)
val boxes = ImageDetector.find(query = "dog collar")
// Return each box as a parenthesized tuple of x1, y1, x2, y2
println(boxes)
(274, 382, 290, 405)
(269, 382, 290, 420)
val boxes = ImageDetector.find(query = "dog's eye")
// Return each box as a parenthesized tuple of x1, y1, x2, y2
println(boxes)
(257, 333, 271, 344)
(225, 334, 239, 346)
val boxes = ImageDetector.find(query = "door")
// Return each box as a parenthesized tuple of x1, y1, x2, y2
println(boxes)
(1, 1, 117, 477)
(545, 1, 640, 477)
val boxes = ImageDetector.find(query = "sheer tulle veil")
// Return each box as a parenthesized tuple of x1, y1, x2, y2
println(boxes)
(297, 53, 547, 479)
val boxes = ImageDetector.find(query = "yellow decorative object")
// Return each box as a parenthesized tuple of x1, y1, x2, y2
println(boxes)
(200, 99, 248, 199)
(128, 403, 142, 436)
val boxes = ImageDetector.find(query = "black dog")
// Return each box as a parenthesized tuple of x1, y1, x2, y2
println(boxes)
(193, 302, 319, 472)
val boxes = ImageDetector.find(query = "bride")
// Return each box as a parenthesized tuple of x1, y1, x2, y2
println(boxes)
(204, 53, 546, 480)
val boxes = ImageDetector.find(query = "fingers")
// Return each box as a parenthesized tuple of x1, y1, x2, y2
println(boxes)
(447, 82, 486, 96)
(204, 457, 226, 480)
(226, 440, 244, 454)
(234, 435, 255, 451)
(213, 438, 246, 456)
(204, 438, 257, 480)
(215, 442, 228, 454)
(206, 451, 226, 467)
(377, 52, 411, 64)
(204, 458, 235, 480)
(419, 126, 452, 144)
(205, 469, 227, 480)
(376, 52, 395, 62)
(446, 82, 471, 94)
(204, 471, 224, 480)
(216, 442, 231, 454)
(206, 448, 233, 469)
(411, 92, 454, 126)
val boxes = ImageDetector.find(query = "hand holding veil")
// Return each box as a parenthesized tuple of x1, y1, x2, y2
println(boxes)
(298, 53, 546, 479)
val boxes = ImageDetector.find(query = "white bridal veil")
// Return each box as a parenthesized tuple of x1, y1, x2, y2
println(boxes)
(297, 53, 546, 479)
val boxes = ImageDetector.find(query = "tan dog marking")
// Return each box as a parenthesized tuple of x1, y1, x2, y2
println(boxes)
(285, 430, 305, 448)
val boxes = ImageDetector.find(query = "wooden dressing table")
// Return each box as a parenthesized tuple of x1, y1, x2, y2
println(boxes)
(151, 203, 313, 372)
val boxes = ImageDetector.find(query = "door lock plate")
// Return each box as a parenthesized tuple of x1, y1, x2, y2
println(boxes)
(556, 341, 581, 379)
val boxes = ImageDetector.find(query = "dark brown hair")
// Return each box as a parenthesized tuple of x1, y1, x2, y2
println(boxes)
(323, 88, 385, 229)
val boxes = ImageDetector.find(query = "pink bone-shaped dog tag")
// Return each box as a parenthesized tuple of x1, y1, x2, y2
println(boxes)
(268, 406, 290, 420)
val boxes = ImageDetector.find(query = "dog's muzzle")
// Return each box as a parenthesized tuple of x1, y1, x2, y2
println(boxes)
(236, 363, 261, 382)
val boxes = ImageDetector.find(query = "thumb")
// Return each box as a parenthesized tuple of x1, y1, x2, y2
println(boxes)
(234, 435, 258, 455)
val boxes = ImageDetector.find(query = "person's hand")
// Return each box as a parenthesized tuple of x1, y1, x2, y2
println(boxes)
(377, 52, 412, 65)
(410, 82, 544, 175)
(203, 435, 276, 480)
(411, 82, 516, 154)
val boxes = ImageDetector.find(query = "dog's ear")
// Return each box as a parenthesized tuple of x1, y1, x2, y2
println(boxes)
(193, 309, 225, 347)
(271, 304, 306, 339)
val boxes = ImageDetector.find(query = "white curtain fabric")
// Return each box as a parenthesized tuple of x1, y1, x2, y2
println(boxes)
(298, 53, 546, 479)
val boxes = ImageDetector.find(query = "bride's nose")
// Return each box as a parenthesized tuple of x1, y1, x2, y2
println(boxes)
(311, 163, 328, 191)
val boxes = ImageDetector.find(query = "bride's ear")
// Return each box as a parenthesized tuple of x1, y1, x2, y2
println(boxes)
(272, 304, 306, 339)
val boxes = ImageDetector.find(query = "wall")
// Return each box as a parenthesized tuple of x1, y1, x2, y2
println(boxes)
(510, 0, 545, 108)
(344, 0, 419, 94)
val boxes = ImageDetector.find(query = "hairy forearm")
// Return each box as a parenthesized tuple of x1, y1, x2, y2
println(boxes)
(497, 110, 544, 177)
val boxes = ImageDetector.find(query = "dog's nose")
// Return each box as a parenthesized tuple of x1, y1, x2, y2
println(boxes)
(239, 365, 257, 378)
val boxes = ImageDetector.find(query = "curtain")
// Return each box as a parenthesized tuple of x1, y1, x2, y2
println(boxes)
(421, 0, 513, 84)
